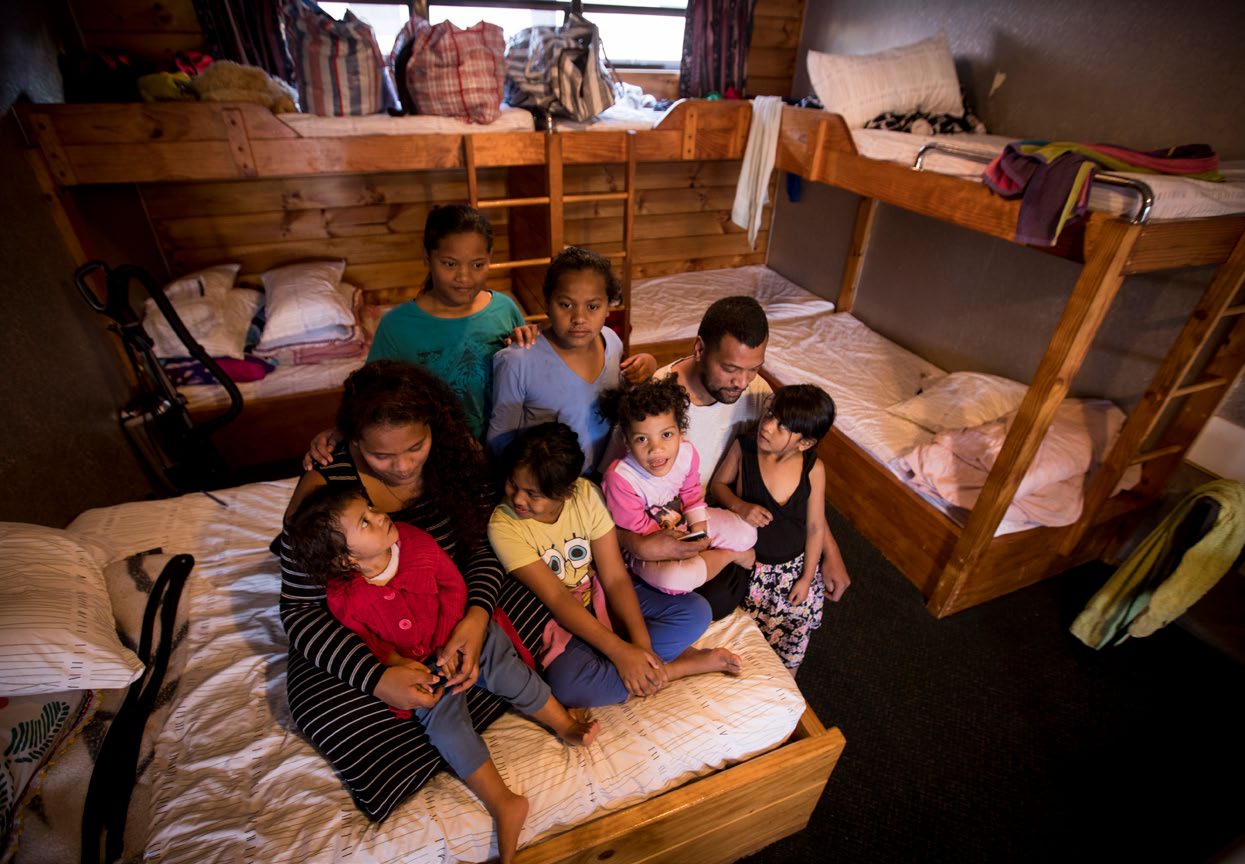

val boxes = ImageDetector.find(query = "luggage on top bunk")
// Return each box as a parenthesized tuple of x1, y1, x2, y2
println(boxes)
(503, 1, 616, 124)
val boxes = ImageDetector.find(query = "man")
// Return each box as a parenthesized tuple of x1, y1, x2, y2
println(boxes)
(614, 296, 851, 619)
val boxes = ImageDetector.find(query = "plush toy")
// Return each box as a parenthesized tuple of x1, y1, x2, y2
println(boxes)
(190, 60, 299, 113)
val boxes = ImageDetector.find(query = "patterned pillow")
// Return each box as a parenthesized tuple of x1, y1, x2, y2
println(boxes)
(283, 0, 387, 116)
(0, 691, 96, 850)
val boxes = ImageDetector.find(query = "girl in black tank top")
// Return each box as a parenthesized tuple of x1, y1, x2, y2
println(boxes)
(708, 385, 839, 674)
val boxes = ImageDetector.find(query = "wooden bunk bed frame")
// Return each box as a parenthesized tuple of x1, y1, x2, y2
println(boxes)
(14, 98, 754, 470)
(14, 97, 845, 863)
(770, 106, 1245, 618)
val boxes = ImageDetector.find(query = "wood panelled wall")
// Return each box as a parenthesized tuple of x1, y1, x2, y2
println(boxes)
(747, 0, 804, 98)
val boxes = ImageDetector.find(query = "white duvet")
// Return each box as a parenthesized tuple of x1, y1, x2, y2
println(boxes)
(12, 480, 804, 864)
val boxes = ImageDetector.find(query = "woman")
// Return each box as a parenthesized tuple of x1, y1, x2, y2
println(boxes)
(278, 359, 548, 822)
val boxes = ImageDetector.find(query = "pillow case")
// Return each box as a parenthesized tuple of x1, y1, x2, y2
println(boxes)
(887, 371, 1029, 433)
(256, 259, 354, 351)
(807, 33, 964, 129)
(283, 0, 387, 116)
(0, 524, 144, 696)
(254, 283, 367, 365)
(145, 284, 262, 360)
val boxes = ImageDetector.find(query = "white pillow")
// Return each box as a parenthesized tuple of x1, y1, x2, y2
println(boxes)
(256, 260, 354, 351)
(887, 371, 1029, 433)
(807, 33, 964, 129)
(143, 287, 262, 360)
(0, 523, 144, 696)
(162, 263, 239, 302)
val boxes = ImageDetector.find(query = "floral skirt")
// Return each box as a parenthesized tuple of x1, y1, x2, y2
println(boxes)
(742, 553, 825, 669)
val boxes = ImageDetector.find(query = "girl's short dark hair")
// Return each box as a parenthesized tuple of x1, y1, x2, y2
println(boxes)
(336, 359, 487, 549)
(598, 376, 690, 436)
(499, 422, 584, 500)
(768, 384, 836, 443)
(287, 484, 366, 586)
(542, 246, 622, 305)
(423, 204, 493, 254)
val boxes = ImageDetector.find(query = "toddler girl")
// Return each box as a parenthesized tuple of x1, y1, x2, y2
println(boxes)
(288, 484, 598, 864)
(709, 384, 849, 675)
(488, 421, 741, 709)
(599, 377, 757, 595)
(487, 246, 655, 474)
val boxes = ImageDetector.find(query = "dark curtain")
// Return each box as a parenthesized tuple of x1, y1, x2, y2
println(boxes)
(677, 0, 758, 98)
(192, 0, 295, 83)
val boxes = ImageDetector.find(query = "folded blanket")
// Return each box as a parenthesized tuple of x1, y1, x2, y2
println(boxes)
(983, 140, 1223, 245)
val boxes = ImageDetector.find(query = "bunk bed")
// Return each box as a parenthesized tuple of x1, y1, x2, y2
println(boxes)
(14, 98, 754, 469)
(752, 106, 1245, 617)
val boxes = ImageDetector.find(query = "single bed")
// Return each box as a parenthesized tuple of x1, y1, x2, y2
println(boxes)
(1, 479, 844, 864)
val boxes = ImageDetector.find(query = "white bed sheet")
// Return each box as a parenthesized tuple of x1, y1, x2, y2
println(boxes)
(280, 106, 535, 137)
(630, 265, 836, 345)
(850, 127, 1245, 222)
(760, 312, 1051, 536)
(21, 480, 803, 864)
(556, 103, 668, 131)
(179, 355, 365, 412)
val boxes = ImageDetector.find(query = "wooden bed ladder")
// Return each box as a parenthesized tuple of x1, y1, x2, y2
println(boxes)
(462, 132, 638, 344)
(1060, 229, 1245, 556)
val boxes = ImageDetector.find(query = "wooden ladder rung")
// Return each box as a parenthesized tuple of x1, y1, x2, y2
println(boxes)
(1223, 304, 1245, 317)
(1170, 376, 1229, 398)
(564, 192, 630, 203)
(1130, 444, 1185, 466)
(598, 250, 628, 259)
(477, 196, 551, 209)
(490, 257, 552, 271)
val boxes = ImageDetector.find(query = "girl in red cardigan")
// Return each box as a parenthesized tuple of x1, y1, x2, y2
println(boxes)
(289, 484, 597, 864)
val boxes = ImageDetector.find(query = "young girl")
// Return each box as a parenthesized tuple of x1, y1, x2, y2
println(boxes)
(486, 246, 656, 474)
(709, 384, 848, 676)
(289, 484, 598, 864)
(488, 421, 742, 709)
(599, 377, 757, 595)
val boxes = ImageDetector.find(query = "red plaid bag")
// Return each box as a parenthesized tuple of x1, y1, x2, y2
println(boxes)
(406, 20, 506, 124)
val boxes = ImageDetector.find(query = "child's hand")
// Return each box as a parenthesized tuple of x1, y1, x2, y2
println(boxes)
(302, 427, 342, 470)
(438, 610, 488, 693)
(375, 662, 444, 710)
(822, 555, 851, 602)
(620, 352, 657, 383)
(736, 502, 773, 528)
(787, 576, 813, 606)
(504, 323, 541, 348)
(612, 644, 665, 697)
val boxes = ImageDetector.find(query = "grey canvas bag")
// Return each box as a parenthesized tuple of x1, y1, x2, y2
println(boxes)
(504, 6, 616, 123)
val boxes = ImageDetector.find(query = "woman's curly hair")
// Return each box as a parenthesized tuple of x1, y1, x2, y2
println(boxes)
(597, 376, 691, 436)
(337, 359, 488, 548)
(286, 484, 365, 586)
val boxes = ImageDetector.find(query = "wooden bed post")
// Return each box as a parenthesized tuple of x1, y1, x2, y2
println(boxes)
(837, 196, 877, 313)
(622, 130, 637, 349)
(928, 219, 1143, 617)
(1061, 230, 1245, 556)
(546, 133, 564, 255)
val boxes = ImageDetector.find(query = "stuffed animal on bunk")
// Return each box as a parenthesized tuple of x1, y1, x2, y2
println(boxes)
(190, 60, 299, 113)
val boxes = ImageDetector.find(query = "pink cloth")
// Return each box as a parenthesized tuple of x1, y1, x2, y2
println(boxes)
(602, 442, 709, 535)
(538, 573, 613, 669)
(628, 507, 757, 594)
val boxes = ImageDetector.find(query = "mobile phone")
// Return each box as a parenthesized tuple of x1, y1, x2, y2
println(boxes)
(680, 530, 708, 542)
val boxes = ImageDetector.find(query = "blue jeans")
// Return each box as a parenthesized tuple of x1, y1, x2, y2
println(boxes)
(543, 577, 711, 708)
(415, 619, 550, 778)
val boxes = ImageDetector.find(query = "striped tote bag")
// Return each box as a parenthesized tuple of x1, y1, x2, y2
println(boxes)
(405, 20, 507, 124)
(282, 0, 386, 116)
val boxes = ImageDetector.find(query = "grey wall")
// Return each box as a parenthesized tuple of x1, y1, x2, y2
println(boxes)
(769, 0, 1245, 423)
(1, 0, 157, 527)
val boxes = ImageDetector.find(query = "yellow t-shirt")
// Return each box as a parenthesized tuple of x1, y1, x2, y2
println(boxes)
(488, 477, 615, 608)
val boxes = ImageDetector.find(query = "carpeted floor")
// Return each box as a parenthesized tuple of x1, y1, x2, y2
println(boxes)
(739, 505, 1245, 864)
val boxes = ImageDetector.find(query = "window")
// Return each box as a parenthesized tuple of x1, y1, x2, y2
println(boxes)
(320, 1, 688, 68)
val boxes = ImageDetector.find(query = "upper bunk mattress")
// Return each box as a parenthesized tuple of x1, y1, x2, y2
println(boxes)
(19, 480, 804, 864)
(850, 128, 1245, 222)
(279, 105, 536, 136)
(630, 265, 836, 345)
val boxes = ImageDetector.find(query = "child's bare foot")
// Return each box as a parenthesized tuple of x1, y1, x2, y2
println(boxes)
(559, 714, 600, 747)
(494, 791, 529, 864)
(665, 646, 744, 681)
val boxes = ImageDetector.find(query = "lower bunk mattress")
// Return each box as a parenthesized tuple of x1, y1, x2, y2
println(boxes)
(5, 479, 806, 864)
